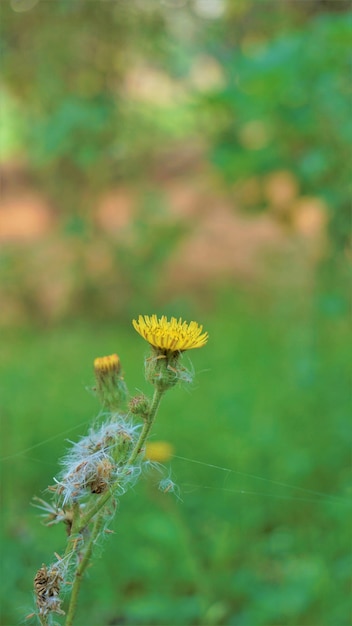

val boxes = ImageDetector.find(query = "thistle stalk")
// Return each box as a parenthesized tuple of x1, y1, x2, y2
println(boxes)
(31, 315, 208, 624)
(63, 387, 164, 625)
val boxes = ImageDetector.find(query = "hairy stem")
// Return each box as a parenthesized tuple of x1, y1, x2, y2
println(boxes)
(78, 387, 164, 532)
(65, 514, 104, 626)
(62, 387, 164, 624)
(38, 613, 49, 626)
(70, 500, 80, 535)
(128, 386, 164, 465)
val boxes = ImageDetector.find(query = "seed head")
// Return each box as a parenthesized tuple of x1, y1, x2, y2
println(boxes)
(34, 564, 64, 616)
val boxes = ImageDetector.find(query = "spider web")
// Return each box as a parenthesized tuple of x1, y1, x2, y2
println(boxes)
(0, 420, 348, 508)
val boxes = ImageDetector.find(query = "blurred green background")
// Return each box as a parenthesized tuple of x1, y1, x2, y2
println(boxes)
(0, 1, 351, 625)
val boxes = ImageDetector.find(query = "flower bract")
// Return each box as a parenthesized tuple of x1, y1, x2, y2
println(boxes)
(132, 315, 208, 352)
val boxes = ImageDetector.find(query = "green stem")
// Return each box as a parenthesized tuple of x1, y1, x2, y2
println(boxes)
(78, 387, 164, 532)
(128, 387, 164, 466)
(70, 500, 81, 536)
(38, 613, 49, 626)
(62, 387, 164, 624)
(62, 500, 81, 564)
(65, 514, 104, 626)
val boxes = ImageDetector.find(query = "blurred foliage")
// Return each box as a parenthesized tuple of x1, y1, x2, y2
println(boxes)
(0, 0, 351, 320)
(196, 11, 352, 249)
(0, 1, 197, 324)
(0, 191, 185, 325)
(1, 1, 351, 225)
(0, 0, 194, 206)
(0, 290, 351, 625)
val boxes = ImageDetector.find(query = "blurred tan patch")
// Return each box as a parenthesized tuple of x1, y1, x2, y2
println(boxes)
(165, 202, 284, 287)
(292, 197, 328, 237)
(95, 188, 135, 237)
(0, 194, 54, 243)
(28, 240, 77, 320)
(151, 141, 205, 181)
(124, 65, 186, 105)
(0, 299, 25, 326)
(264, 171, 299, 213)
(84, 242, 115, 278)
(0, 158, 331, 325)
(234, 177, 262, 208)
(165, 180, 208, 219)
(189, 55, 225, 91)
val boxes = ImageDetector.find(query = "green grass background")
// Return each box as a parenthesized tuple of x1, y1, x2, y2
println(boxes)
(1, 288, 351, 626)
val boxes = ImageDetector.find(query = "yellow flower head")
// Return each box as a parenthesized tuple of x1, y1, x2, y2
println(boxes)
(132, 315, 208, 352)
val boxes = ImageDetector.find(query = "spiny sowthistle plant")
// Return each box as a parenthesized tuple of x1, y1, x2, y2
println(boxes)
(30, 315, 208, 626)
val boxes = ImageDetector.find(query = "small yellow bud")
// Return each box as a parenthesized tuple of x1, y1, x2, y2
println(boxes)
(94, 354, 121, 376)
(145, 441, 174, 463)
(93, 353, 127, 410)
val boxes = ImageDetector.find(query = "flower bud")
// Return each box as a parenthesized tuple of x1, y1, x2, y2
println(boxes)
(129, 394, 150, 419)
(94, 354, 128, 410)
(145, 441, 174, 463)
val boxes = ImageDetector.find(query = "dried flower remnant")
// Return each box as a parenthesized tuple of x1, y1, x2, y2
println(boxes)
(53, 419, 140, 506)
(89, 458, 114, 494)
(34, 564, 64, 617)
(32, 496, 74, 534)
